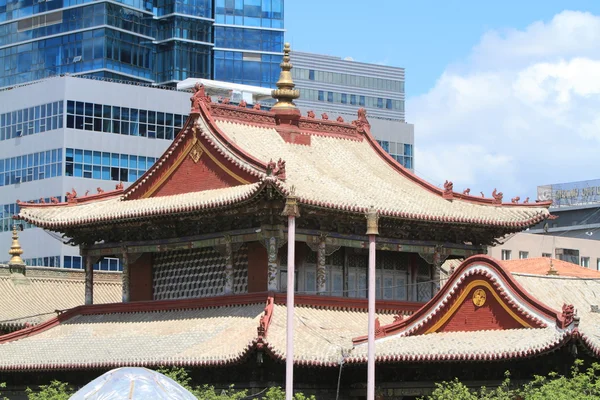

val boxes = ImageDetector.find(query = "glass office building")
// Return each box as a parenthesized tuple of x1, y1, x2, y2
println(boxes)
(0, 0, 284, 88)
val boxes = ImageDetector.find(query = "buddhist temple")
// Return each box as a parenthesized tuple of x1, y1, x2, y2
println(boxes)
(2, 45, 592, 399)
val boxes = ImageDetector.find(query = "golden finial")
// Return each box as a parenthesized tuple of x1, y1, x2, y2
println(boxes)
(271, 43, 300, 109)
(547, 258, 558, 276)
(9, 224, 25, 271)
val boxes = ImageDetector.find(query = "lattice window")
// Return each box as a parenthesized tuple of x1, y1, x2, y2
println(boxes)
(326, 249, 344, 266)
(153, 245, 248, 300)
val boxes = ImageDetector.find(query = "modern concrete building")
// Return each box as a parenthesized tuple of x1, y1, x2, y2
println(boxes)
(290, 51, 414, 170)
(488, 232, 600, 271)
(0, 75, 190, 269)
(530, 179, 600, 241)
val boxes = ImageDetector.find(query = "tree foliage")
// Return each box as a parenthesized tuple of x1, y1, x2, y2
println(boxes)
(157, 367, 316, 400)
(424, 360, 600, 400)
(25, 381, 73, 400)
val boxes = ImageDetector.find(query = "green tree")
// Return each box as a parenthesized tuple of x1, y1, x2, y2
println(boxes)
(1, 382, 9, 400)
(261, 387, 316, 400)
(25, 381, 73, 400)
(424, 360, 600, 400)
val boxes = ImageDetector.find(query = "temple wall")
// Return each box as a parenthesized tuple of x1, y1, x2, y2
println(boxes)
(152, 245, 248, 300)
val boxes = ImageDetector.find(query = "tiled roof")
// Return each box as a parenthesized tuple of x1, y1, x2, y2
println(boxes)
(503, 258, 600, 278)
(0, 294, 419, 370)
(0, 301, 264, 370)
(264, 304, 396, 366)
(352, 256, 600, 362)
(0, 265, 121, 331)
(18, 183, 263, 228)
(17, 102, 550, 229)
(214, 119, 549, 226)
(349, 327, 569, 363)
(513, 273, 600, 356)
(2, 258, 597, 370)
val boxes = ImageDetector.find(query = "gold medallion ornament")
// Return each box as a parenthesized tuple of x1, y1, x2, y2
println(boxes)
(472, 288, 486, 307)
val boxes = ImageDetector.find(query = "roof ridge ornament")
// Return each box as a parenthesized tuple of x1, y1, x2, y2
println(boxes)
(9, 224, 26, 275)
(271, 43, 300, 110)
(352, 108, 371, 133)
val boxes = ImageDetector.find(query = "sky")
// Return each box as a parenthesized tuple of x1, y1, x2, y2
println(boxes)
(285, 1, 600, 200)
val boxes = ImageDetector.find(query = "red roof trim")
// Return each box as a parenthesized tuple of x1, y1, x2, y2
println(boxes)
(352, 255, 563, 344)
(274, 293, 423, 313)
(199, 101, 271, 172)
(17, 189, 123, 208)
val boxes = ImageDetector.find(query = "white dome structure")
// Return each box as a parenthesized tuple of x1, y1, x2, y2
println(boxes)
(70, 367, 197, 400)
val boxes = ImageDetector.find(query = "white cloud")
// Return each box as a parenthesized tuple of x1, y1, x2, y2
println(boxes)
(409, 10, 600, 199)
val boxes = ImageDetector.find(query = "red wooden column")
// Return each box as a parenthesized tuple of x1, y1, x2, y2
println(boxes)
(366, 207, 379, 400)
(282, 188, 300, 400)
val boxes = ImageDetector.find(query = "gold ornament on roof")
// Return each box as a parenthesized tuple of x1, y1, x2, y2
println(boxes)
(472, 288, 486, 307)
(9, 224, 25, 267)
(271, 43, 300, 110)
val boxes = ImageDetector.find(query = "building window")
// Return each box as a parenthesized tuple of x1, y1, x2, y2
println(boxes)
(308, 69, 315, 80)
(501, 250, 512, 260)
(0, 101, 63, 142)
(0, 149, 62, 187)
(386, 99, 393, 109)
(341, 94, 347, 104)
(350, 95, 357, 105)
(377, 98, 383, 108)
(327, 92, 333, 103)
(597, 258, 600, 270)
(66, 100, 186, 140)
(65, 148, 156, 183)
(542, 253, 552, 258)
(318, 91, 324, 101)
(1, 196, 61, 232)
(359, 96, 365, 106)
(581, 257, 590, 268)
(519, 251, 529, 259)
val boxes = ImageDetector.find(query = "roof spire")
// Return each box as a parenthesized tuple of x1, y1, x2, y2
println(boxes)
(8, 224, 26, 274)
(547, 258, 558, 276)
(271, 43, 300, 110)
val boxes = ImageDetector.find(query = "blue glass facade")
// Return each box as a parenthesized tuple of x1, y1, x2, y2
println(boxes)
(0, 0, 284, 88)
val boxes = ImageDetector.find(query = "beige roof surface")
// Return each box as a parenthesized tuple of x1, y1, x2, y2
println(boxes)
(513, 273, 600, 353)
(18, 183, 262, 228)
(0, 270, 597, 370)
(350, 327, 568, 363)
(215, 119, 548, 225)
(0, 265, 121, 331)
(265, 304, 396, 365)
(18, 105, 550, 229)
(0, 302, 264, 370)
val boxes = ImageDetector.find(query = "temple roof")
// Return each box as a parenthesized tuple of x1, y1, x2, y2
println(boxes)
(17, 98, 551, 231)
(1, 256, 599, 370)
(0, 265, 121, 331)
(351, 255, 599, 363)
(16, 45, 550, 232)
